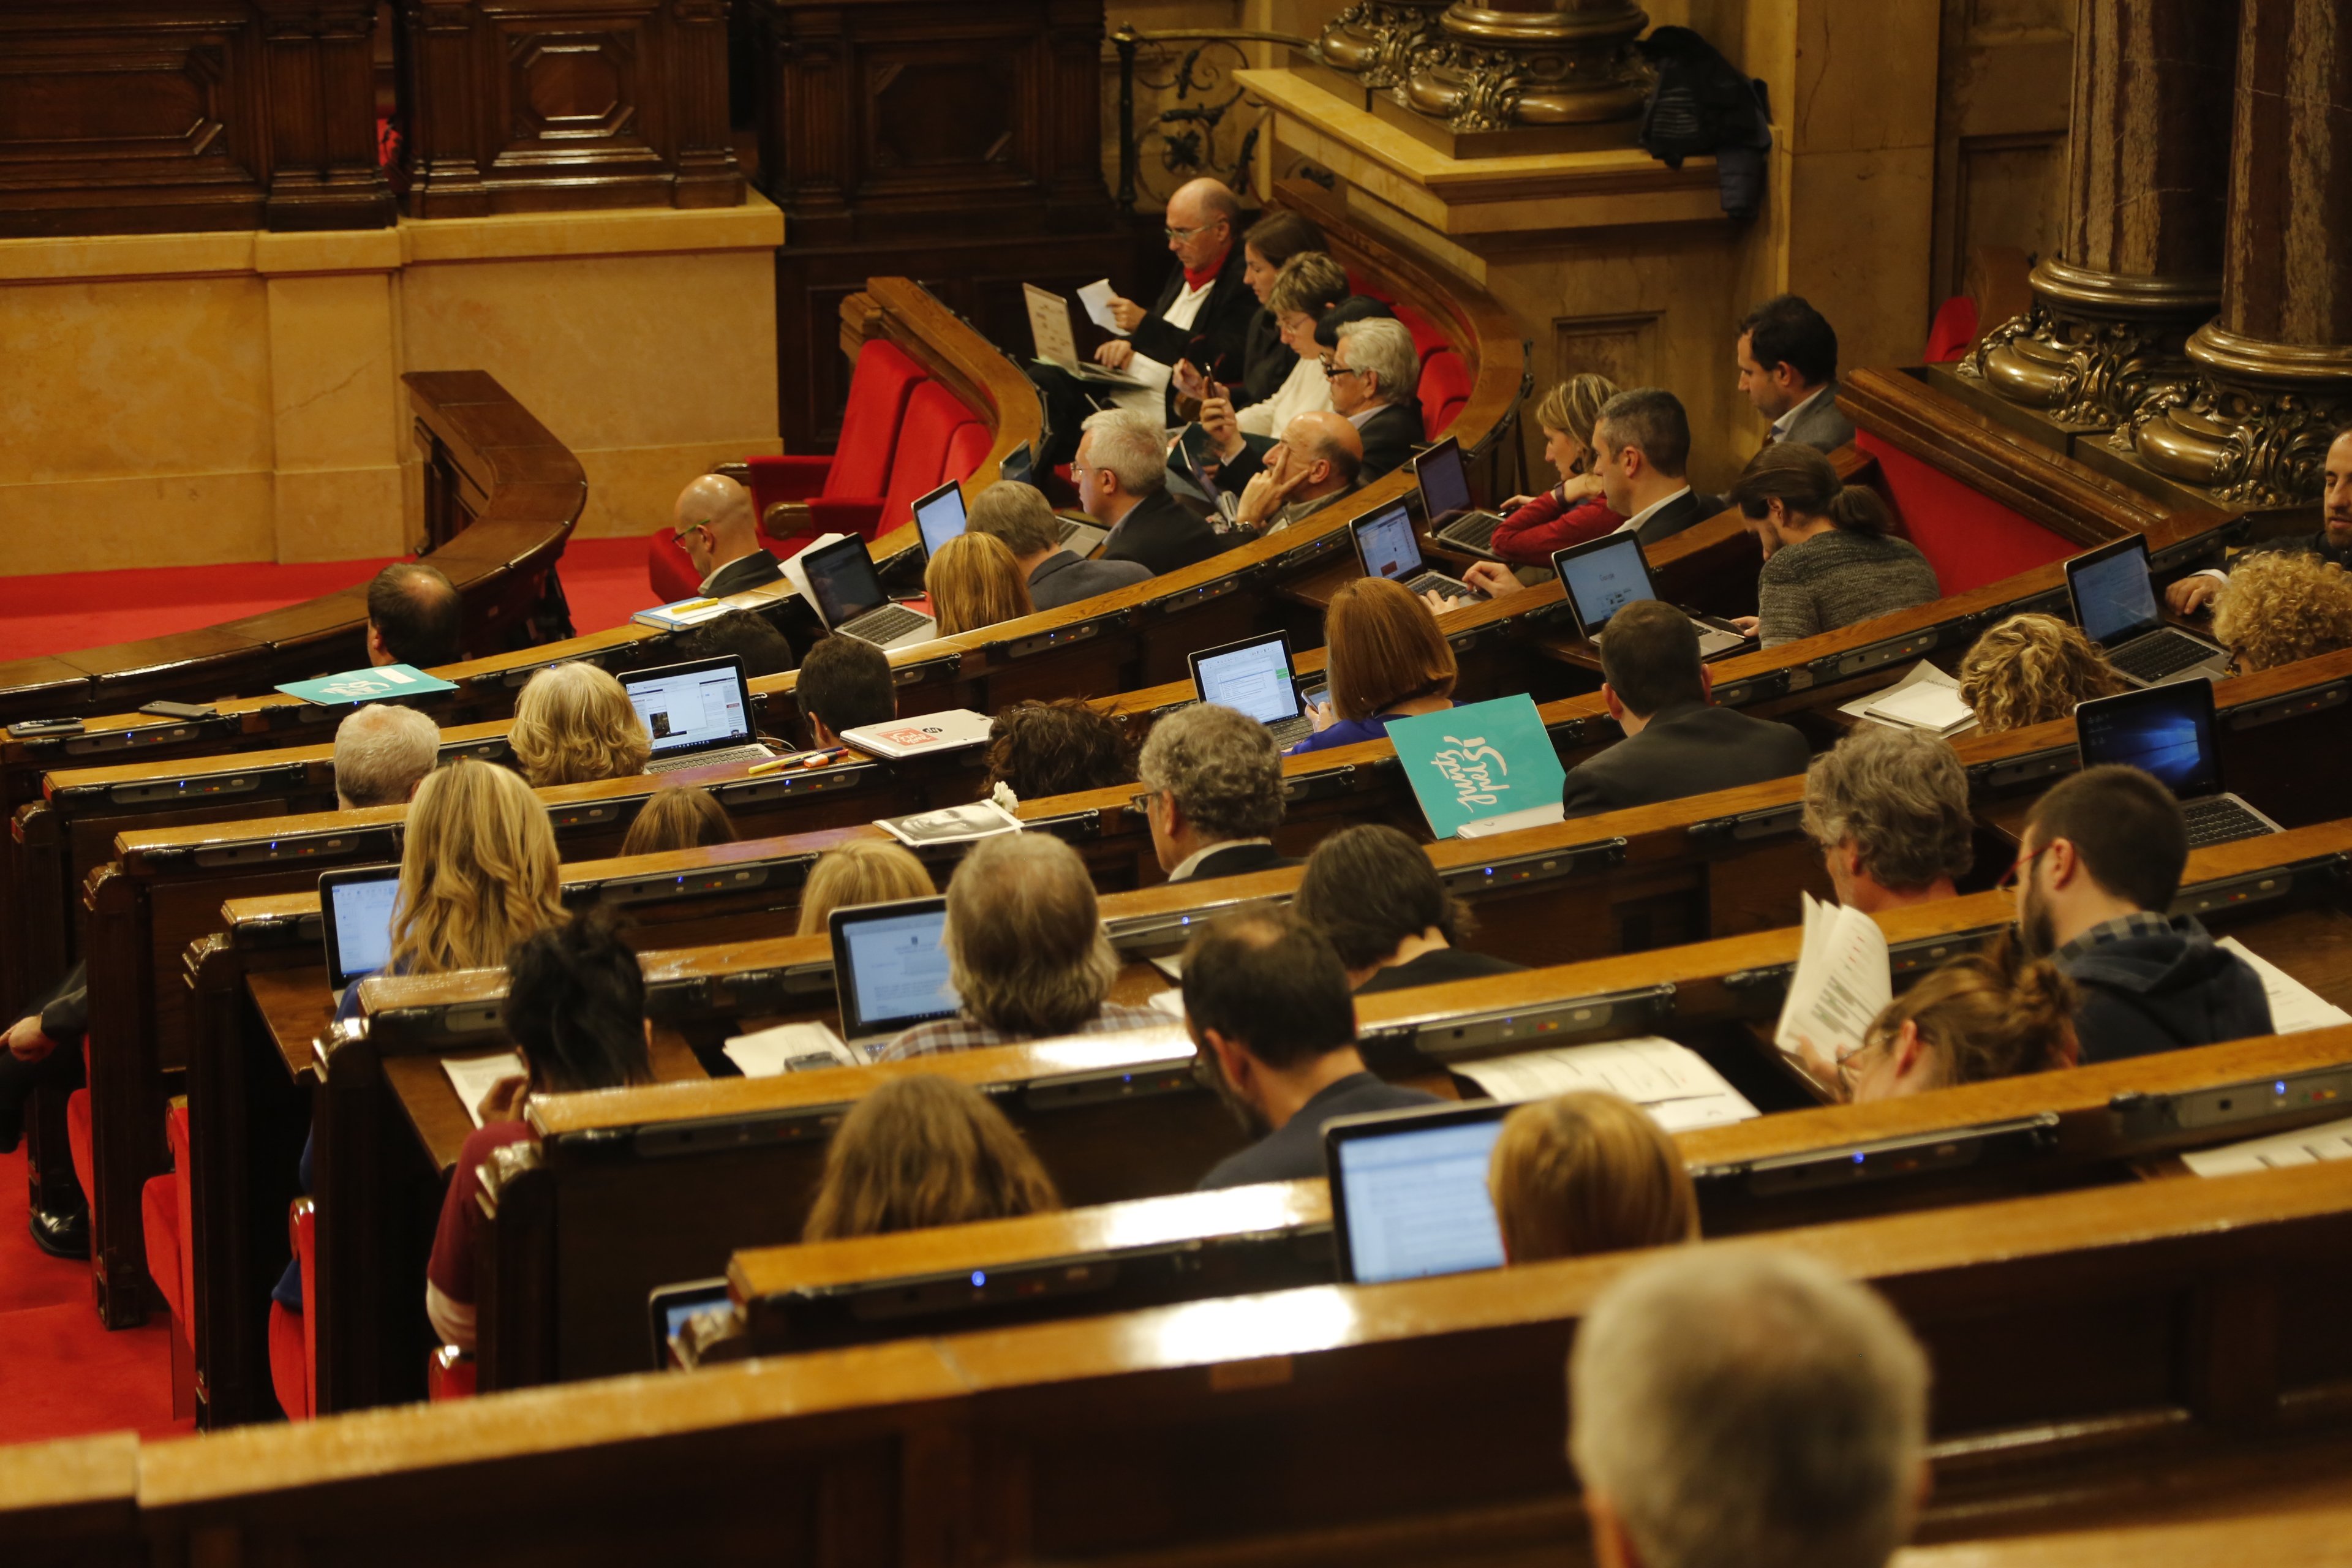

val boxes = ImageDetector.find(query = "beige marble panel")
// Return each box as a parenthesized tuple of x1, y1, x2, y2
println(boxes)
(266, 271, 402, 473)
(273, 467, 408, 563)
(0, 471, 274, 576)
(572, 437, 786, 541)
(1782, 144, 1939, 378)
(1789, 2, 1942, 154)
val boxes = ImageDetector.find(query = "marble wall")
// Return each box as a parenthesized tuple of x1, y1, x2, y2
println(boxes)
(0, 198, 783, 578)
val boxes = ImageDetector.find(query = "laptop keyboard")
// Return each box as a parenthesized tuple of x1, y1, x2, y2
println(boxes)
(2181, 794, 2274, 849)
(2112, 630, 2215, 681)
(647, 743, 771, 774)
(1406, 571, 1474, 601)
(846, 605, 930, 646)
(1265, 714, 1313, 748)
(1438, 511, 1503, 549)
(1057, 518, 1088, 545)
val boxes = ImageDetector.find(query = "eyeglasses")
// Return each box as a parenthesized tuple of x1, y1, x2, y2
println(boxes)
(1322, 361, 1363, 381)
(1164, 221, 1223, 242)
(1995, 842, 2054, 894)
(1128, 789, 1161, 816)
(671, 520, 710, 551)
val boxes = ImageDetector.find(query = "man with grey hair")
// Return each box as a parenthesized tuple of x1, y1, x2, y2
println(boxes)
(1591, 388, 1711, 546)
(1079, 407, 1223, 576)
(968, 480, 1150, 611)
(874, 832, 1162, 1060)
(1329, 317, 1425, 480)
(333, 703, 439, 810)
(1803, 726, 1973, 914)
(1137, 703, 1299, 881)
(1570, 1247, 1930, 1568)
(1232, 410, 1363, 535)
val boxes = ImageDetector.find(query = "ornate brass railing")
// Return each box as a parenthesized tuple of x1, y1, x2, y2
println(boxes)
(1110, 25, 1308, 211)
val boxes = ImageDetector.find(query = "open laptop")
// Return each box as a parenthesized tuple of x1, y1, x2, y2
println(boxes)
(1187, 631, 1317, 748)
(1022, 283, 1147, 386)
(1415, 437, 1509, 557)
(798, 535, 938, 650)
(828, 895, 962, 1048)
(1323, 1101, 1510, 1285)
(911, 480, 966, 563)
(1349, 499, 1477, 601)
(621, 655, 774, 773)
(2065, 537, 2232, 687)
(319, 863, 402, 994)
(2075, 677, 2281, 849)
(1551, 533, 1752, 660)
(647, 1277, 731, 1370)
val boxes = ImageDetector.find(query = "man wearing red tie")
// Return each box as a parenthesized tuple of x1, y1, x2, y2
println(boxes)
(1091, 178, 1261, 428)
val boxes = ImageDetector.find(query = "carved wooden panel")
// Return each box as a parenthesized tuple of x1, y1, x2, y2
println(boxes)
(860, 46, 1028, 193)
(1931, 0, 2071, 306)
(1551, 311, 1660, 394)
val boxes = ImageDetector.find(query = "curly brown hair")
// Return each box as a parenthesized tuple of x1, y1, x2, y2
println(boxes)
(984, 698, 1135, 801)
(2212, 550, 2352, 673)
(1956, 613, 2127, 734)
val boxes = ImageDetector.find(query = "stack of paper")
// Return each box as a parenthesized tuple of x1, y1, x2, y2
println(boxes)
(875, 799, 1025, 848)
(723, 1021, 868, 1077)
(1076, 279, 1123, 335)
(2182, 1115, 2352, 1177)
(1841, 662, 1977, 737)
(1774, 893, 1892, 1065)
(633, 597, 734, 631)
(441, 1052, 526, 1129)
(1452, 1038, 1757, 1132)
(2216, 937, 2352, 1032)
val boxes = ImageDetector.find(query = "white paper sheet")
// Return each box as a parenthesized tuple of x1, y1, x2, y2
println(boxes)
(1841, 662, 1977, 736)
(2215, 937, 2352, 1033)
(442, 1052, 525, 1130)
(1452, 1038, 1757, 1129)
(1455, 802, 1568, 839)
(1863, 679, 1977, 735)
(1773, 893, 1892, 1063)
(1076, 278, 1123, 335)
(1147, 986, 1186, 1020)
(723, 1020, 866, 1078)
(2182, 1114, 2352, 1177)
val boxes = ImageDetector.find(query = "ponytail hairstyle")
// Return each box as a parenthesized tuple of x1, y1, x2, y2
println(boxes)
(1864, 932, 2078, 1091)
(1728, 443, 1891, 539)
(503, 905, 653, 1095)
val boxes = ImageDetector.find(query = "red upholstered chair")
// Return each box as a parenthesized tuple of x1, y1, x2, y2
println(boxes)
(1419, 349, 1472, 438)
(268, 1198, 316, 1421)
(64, 1046, 91, 1220)
(429, 1344, 477, 1401)
(141, 1101, 198, 1419)
(1390, 301, 1447, 364)
(1923, 295, 1981, 363)
(876, 380, 983, 535)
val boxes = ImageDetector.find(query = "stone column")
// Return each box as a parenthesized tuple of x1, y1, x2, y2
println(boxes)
(2115, 0, 2352, 505)
(1961, 0, 2234, 429)
(1314, 0, 1449, 91)
(1402, 1, 1649, 134)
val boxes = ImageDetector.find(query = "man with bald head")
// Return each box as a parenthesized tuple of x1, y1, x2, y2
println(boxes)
(1232, 411, 1363, 535)
(671, 473, 782, 598)
(1093, 177, 1262, 426)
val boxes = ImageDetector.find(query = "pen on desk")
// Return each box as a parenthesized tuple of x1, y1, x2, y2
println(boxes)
(747, 746, 848, 775)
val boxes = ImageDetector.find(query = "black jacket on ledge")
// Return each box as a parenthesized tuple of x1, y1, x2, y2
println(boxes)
(1129, 244, 1260, 423)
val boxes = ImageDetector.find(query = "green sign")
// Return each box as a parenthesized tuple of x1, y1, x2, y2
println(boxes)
(1385, 695, 1567, 838)
(276, 663, 458, 706)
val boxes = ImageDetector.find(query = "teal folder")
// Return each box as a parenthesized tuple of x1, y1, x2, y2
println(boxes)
(275, 663, 458, 706)
(1384, 695, 1567, 839)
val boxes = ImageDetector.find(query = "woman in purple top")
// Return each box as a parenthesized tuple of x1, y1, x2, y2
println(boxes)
(1288, 576, 1460, 754)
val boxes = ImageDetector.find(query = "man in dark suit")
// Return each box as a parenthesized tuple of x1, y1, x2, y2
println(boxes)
(2166, 423, 2352, 613)
(1562, 599, 1812, 818)
(1080, 409, 1225, 576)
(1096, 178, 1261, 425)
(1137, 703, 1302, 883)
(1738, 294, 1856, 453)
(967, 480, 1150, 612)
(1327, 315, 1426, 481)
(671, 473, 783, 598)
(1589, 387, 1717, 546)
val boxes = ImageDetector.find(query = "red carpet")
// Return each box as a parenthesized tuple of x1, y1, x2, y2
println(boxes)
(0, 1144, 187, 1447)
(0, 537, 657, 668)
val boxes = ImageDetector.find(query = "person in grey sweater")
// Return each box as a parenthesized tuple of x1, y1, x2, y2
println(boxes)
(1727, 445, 1939, 648)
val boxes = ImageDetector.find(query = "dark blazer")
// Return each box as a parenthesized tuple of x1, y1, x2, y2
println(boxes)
(1354, 947, 1525, 995)
(702, 549, 784, 598)
(1630, 489, 1719, 548)
(1131, 246, 1259, 422)
(1099, 489, 1226, 576)
(1777, 380, 1856, 452)
(1169, 841, 1302, 883)
(1235, 309, 1295, 409)
(1561, 701, 1812, 818)
(1028, 549, 1152, 612)
(1356, 400, 1425, 481)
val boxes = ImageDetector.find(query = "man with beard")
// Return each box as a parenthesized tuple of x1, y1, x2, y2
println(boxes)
(2007, 765, 2270, 1062)
(1181, 910, 1438, 1189)
(2166, 424, 2352, 614)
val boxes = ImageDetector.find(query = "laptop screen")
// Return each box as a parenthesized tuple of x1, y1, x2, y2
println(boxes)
(1327, 1104, 1509, 1285)
(1352, 502, 1425, 584)
(320, 865, 401, 990)
(830, 897, 962, 1041)
(2068, 540, 2164, 646)
(1415, 438, 1471, 521)
(622, 656, 754, 759)
(1190, 634, 1303, 726)
(800, 537, 889, 629)
(913, 483, 967, 561)
(2075, 677, 2223, 796)
(1553, 533, 1656, 635)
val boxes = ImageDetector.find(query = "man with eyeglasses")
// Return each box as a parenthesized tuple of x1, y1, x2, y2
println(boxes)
(2004, 764, 2269, 1063)
(1091, 177, 1261, 428)
(1319, 314, 1425, 481)
(1134, 702, 1300, 883)
(668, 472, 782, 598)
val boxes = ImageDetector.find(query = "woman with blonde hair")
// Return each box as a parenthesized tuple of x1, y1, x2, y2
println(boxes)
(618, 785, 737, 857)
(794, 839, 937, 936)
(1822, 937, 2078, 1102)
(2212, 551, 2352, 674)
(363, 758, 565, 1003)
(1956, 612, 2127, 734)
(1487, 1090, 1698, 1265)
(801, 1074, 1061, 1240)
(1291, 576, 1459, 755)
(1489, 374, 1627, 565)
(510, 662, 652, 787)
(925, 531, 1035, 638)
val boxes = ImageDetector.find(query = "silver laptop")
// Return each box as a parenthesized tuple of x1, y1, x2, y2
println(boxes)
(622, 655, 775, 774)
(1052, 511, 1109, 556)
(911, 481, 966, 564)
(1022, 283, 1147, 386)
(799, 535, 938, 650)
(2075, 677, 2280, 850)
(827, 896, 962, 1047)
(2065, 537, 2232, 688)
(1415, 437, 1509, 559)
(1348, 499, 1477, 601)
(1552, 532, 1752, 660)
(318, 863, 401, 997)
(1188, 631, 1317, 748)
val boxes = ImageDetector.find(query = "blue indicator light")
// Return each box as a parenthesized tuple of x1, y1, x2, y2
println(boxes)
(1852, 1152, 1866, 1164)
(2278, 1081, 2288, 1094)
(971, 1271, 986, 1288)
